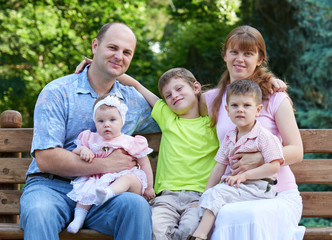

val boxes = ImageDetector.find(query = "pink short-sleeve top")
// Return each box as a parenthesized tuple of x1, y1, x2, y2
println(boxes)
(76, 130, 153, 159)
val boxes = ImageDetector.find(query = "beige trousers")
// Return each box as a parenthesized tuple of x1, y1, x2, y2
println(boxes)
(150, 190, 202, 240)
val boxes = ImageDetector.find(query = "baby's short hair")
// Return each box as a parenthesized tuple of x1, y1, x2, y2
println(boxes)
(158, 68, 197, 98)
(226, 79, 262, 105)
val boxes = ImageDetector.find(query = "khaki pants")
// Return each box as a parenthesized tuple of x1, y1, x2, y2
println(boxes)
(150, 190, 202, 240)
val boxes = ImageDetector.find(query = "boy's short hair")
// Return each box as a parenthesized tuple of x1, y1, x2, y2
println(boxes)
(226, 79, 262, 105)
(158, 68, 197, 98)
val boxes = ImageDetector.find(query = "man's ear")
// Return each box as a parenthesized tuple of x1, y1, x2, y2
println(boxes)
(92, 38, 98, 55)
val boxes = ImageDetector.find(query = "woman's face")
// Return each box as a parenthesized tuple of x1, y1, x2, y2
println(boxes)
(224, 43, 263, 82)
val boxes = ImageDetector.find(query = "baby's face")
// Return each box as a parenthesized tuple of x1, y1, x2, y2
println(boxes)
(94, 106, 123, 140)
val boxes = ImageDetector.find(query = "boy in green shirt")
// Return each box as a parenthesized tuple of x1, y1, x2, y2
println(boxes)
(119, 68, 218, 240)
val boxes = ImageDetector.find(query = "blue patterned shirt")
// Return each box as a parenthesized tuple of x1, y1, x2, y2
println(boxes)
(27, 66, 160, 175)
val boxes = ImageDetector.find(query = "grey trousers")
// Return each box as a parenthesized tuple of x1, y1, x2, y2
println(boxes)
(150, 190, 202, 240)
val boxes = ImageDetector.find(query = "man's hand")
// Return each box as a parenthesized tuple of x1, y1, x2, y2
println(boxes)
(103, 148, 136, 173)
(230, 152, 263, 176)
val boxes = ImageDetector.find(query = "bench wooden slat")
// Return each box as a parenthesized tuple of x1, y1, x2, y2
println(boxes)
(0, 129, 33, 153)
(0, 129, 161, 154)
(303, 227, 332, 240)
(301, 192, 332, 218)
(300, 129, 332, 153)
(0, 223, 114, 240)
(0, 158, 31, 184)
(0, 190, 21, 215)
(291, 159, 332, 184)
(1, 126, 332, 239)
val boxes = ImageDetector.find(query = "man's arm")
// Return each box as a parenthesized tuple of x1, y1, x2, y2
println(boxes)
(36, 148, 136, 177)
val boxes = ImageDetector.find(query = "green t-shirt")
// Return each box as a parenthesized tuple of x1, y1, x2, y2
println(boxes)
(152, 99, 219, 194)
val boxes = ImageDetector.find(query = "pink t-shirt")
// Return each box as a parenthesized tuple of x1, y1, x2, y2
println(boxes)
(205, 88, 298, 192)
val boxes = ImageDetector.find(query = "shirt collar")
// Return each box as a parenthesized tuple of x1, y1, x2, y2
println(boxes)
(226, 120, 261, 144)
(76, 64, 124, 100)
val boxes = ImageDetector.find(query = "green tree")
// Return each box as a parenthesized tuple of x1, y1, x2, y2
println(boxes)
(240, 0, 332, 129)
(0, 0, 163, 127)
(158, 0, 241, 86)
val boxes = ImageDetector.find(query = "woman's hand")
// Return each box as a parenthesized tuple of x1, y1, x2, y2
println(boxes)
(75, 57, 92, 73)
(270, 78, 287, 94)
(230, 152, 264, 175)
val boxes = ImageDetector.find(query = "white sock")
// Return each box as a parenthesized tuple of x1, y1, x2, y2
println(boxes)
(95, 187, 115, 205)
(67, 207, 89, 234)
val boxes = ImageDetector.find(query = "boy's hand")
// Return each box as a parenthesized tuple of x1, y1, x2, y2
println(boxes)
(143, 187, 156, 201)
(270, 78, 287, 94)
(80, 147, 95, 163)
(226, 173, 247, 188)
(75, 57, 92, 73)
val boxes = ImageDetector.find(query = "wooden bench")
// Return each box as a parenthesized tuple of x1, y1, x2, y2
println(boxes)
(0, 110, 331, 239)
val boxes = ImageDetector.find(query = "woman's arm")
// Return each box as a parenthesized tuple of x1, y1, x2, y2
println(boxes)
(275, 98, 303, 165)
(137, 156, 155, 200)
(118, 74, 159, 107)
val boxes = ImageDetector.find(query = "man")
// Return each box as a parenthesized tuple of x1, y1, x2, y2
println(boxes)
(19, 22, 159, 240)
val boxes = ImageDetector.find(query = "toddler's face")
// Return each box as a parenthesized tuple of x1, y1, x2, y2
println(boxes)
(226, 94, 262, 132)
(94, 106, 123, 140)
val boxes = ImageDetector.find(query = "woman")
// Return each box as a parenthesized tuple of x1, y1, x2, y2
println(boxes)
(200, 25, 305, 240)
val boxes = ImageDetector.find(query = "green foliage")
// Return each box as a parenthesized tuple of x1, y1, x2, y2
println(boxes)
(300, 217, 332, 227)
(0, 0, 162, 127)
(159, 0, 241, 85)
(240, 0, 332, 129)
(1, 0, 331, 133)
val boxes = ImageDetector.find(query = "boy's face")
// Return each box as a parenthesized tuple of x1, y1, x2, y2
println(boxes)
(95, 106, 123, 140)
(225, 94, 263, 132)
(162, 78, 201, 118)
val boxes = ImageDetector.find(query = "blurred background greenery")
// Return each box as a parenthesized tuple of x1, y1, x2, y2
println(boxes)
(1, 0, 331, 227)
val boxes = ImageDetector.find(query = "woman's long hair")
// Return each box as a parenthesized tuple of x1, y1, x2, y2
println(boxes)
(210, 25, 276, 126)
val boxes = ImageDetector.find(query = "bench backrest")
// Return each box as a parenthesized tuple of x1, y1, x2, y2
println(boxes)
(0, 128, 331, 223)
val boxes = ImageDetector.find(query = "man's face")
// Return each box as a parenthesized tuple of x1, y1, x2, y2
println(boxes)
(92, 24, 136, 78)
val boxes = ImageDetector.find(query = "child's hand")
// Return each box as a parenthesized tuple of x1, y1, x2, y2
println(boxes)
(75, 57, 92, 74)
(226, 173, 247, 188)
(143, 187, 156, 201)
(80, 147, 95, 163)
(189, 203, 199, 208)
